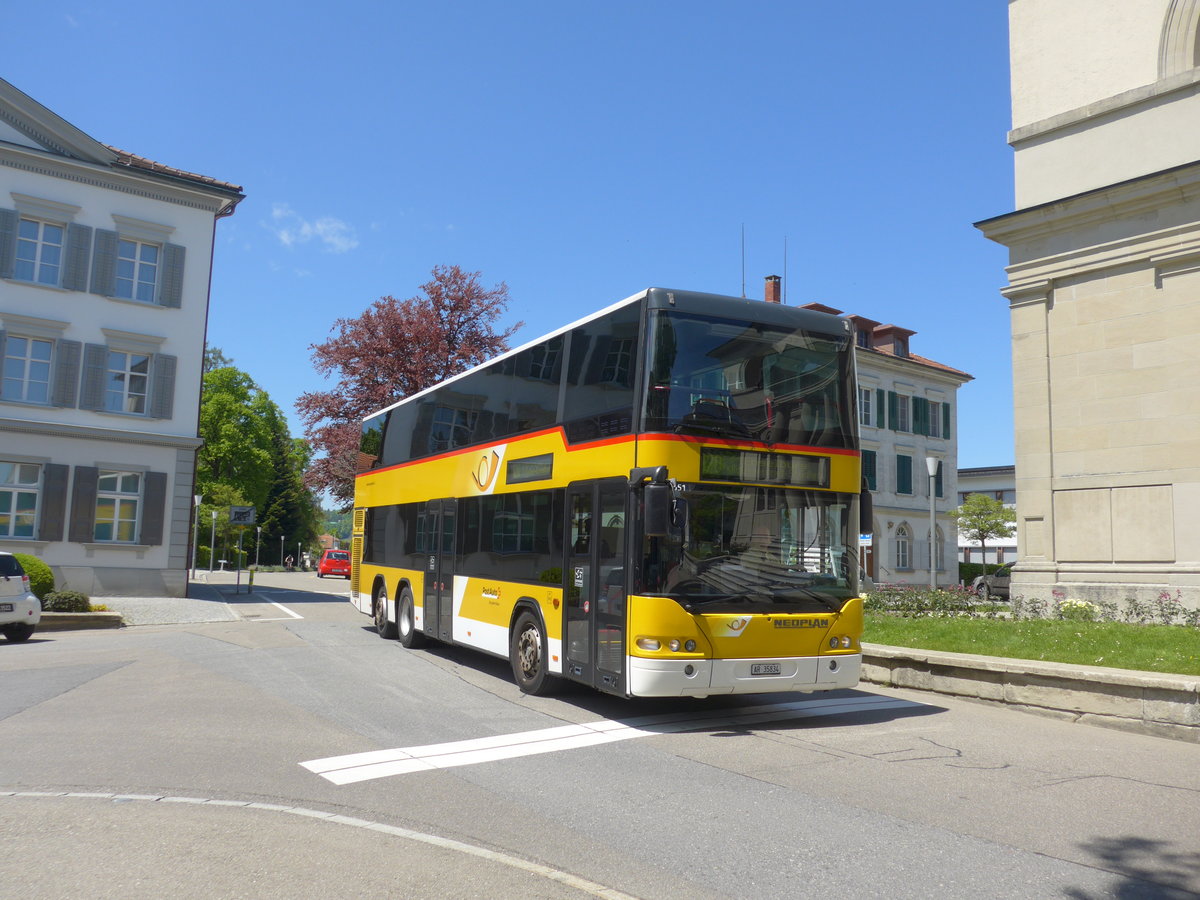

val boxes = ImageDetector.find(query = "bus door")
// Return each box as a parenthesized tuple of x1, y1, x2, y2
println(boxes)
(422, 499, 456, 642)
(563, 479, 628, 694)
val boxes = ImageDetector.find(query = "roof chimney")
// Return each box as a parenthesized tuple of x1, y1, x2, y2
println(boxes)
(764, 274, 781, 304)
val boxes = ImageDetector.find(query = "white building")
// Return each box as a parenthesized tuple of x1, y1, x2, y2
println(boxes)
(0, 78, 242, 596)
(956, 464, 1017, 565)
(799, 300, 973, 588)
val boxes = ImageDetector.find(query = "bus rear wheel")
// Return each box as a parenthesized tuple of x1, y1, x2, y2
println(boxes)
(375, 584, 397, 639)
(510, 610, 554, 695)
(398, 586, 425, 649)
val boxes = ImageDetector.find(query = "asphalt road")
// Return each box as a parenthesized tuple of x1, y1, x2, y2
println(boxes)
(2, 572, 1198, 899)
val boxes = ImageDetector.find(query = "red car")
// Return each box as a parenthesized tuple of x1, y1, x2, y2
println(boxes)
(317, 549, 351, 578)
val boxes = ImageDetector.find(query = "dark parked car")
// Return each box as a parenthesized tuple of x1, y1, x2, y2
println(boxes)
(971, 564, 1012, 600)
(317, 549, 351, 579)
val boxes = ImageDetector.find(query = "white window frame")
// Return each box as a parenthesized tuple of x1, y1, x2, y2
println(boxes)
(114, 238, 161, 304)
(928, 400, 943, 438)
(895, 524, 912, 570)
(858, 387, 873, 427)
(896, 393, 911, 433)
(93, 470, 142, 543)
(104, 350, 151, 414)
(2, 335, 53, 404)
(15, 218, 65, 287)
(0, 460, 42, 539)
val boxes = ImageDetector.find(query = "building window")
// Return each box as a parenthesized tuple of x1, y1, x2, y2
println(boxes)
(105, 351, 150, 414)
(528, 341, 560, 381)
(897, 395, 911, 432)
(2, 336, 52, 404)
(94, 471, 141, 542)
(895, 524, 912, 570)
(862, 449, 877, 492)
(927, 400, 943, 438)
(429, 406, 477, 453)
(855, 329, 870, 349)
(600, 338, 634, 385)
(0, 461, 40, 539)
(115, 239, 160, 303)
(896, 454, 913, 495)
(858, 388, 873, 427)
(15, 219, 64, 286)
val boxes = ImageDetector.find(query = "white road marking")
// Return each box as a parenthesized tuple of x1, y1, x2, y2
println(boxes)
(302, 694, 922, 785)
(266, 600, 303, 619)
(1, 792, 639, 900)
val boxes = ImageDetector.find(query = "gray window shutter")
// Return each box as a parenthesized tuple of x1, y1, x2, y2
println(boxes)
(140, 471, 167, 546)
(51, 339, 82, 408)
(63, 223, 93, 292)
(0, 208, 16, 280)
(149, 354, 177, 419)
(80, 343, 108, 411)
(68, 466, 99, 544)
(90, 229, 118, 296)
(160, 243, 185, 308)
(40, 463, 69, 542)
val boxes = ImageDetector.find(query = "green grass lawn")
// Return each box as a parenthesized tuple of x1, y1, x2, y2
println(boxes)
(864, 614, 1200, 676)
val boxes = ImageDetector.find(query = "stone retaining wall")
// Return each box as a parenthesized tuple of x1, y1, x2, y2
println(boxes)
(862, 644, 1200, 743)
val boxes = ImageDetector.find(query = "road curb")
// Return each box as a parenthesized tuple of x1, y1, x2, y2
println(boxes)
(38, 611, 124, 631)
(862, 643, 1200, 743)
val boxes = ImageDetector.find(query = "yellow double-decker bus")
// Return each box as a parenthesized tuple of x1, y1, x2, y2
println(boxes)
(351, 287, 871, 698)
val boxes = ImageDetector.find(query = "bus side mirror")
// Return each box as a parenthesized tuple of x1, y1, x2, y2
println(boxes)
(645, 483, 672, 537)
(859, 480, 874, 533)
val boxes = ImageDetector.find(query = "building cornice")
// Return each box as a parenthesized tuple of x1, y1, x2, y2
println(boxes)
(0, 142, 241, 216)
(1, 416, 202, 450)
(855, 347, 973, 386)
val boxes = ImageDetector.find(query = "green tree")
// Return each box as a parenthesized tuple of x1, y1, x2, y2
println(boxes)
(954, 493, 1017, 566)
(204, 345, 234, 373)
(197, 365, 319, 568)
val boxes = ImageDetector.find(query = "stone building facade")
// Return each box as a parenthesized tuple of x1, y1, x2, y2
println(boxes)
(977, 1, 1200, 605)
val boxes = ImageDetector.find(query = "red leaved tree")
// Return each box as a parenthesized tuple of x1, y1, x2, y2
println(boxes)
(298, 265, 523, 504)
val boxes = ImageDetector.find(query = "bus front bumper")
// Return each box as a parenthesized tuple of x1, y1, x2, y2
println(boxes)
(628, 653, 861, 698)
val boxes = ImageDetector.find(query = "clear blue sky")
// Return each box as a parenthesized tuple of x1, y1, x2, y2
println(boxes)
(11, 1, 1014, 469)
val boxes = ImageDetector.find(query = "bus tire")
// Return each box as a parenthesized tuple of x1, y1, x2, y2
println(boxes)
(375, 583, 397, 639)
(398, 586, 425, 649)
(510, 610, 554, 695)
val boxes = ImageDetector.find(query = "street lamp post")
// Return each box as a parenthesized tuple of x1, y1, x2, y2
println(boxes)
(925, 457, 939, 590)
(209, 509, 218, 575)
(280, 536, 284, 567)
(255, 526, 261, 568)
(191, 494, 202, 579)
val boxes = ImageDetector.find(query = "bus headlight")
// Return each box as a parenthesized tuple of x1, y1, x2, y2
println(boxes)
(637, 638, 661, 651)
(669, 639, 680, 652)
(829, 635, 853, 649)
(684, 639, 696, 652)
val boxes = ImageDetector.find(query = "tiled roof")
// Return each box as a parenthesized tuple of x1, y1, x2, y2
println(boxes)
(105, 145, 243, 194)
(859, 345, 974, 381)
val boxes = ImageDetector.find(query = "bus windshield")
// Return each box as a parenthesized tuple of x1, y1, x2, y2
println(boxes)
(639, 485, 857, 614)
(642, 310, 852, 447)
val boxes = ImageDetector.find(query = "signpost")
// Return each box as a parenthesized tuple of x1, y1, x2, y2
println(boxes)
(230, 506, 256, 593)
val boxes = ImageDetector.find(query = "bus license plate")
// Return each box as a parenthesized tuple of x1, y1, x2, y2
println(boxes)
(0, 603, 12, 612)
(751, 662, 781, 676)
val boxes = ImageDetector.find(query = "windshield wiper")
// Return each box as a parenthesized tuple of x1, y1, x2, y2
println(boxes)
(672, 593, 747, 611)
(767, 587, 844, 613)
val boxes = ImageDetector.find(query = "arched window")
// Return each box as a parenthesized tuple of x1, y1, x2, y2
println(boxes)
(1159, 0, 1200, 78)
(927, 525, 945, 572)
(895, 524, 912, 570)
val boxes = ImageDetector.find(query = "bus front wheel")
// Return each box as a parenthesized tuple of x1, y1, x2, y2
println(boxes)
(375, 584, 397, 639)
(398, 586, 425, 649)
(510, 610, 553, 695)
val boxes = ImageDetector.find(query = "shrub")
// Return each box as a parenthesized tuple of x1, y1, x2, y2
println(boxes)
(863, 585, 977, 618)
(42, 589, 92, 612)
(1056, 599, 1098, 622)
(13, 553, 54, 600)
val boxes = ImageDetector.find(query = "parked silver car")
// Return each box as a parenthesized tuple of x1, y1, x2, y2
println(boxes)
(0, 551, 41, 642)
(971, 564, 1012, 600)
